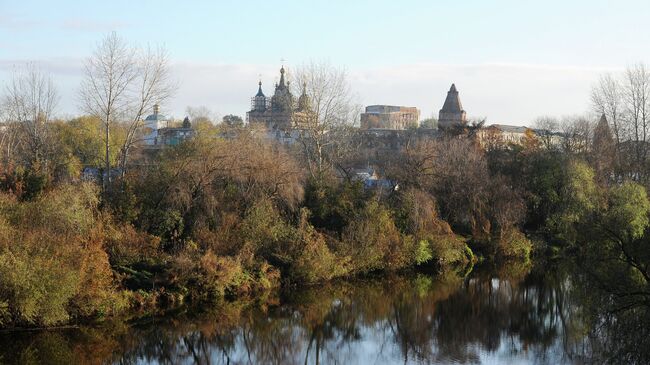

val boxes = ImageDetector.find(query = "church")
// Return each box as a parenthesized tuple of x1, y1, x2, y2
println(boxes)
(142, 104, 195, 147)
(246, 66, 312, 131)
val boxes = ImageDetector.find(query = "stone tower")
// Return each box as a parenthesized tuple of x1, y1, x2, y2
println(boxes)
(438, 84, 467, 130)
(253, 81, 268, 112)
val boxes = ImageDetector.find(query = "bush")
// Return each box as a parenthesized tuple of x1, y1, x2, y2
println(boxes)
(429, 235, 473, 266)
(287, 210, 349, 284)
(0, 184, 121, 327)
(496, 228, 533, 259)
(171, 248, 276, 302)
(390, 188, 471, 268)
(341, 202, 411, 273)
(104, 223, 162, 266)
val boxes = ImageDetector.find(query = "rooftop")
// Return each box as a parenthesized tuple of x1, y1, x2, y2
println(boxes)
(440, 84, 464, 113)
(487, 124, 528, 133)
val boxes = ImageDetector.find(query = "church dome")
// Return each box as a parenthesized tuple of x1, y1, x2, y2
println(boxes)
(252, 81, 268, 112)
(272, 66, 293, 112)
(297, 82, 311, 111)
(255, 81, 265, 97)
(144, 103, 167, 121)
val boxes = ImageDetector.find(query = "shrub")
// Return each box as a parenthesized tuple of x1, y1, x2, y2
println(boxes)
(414, 240, 433, 265)
(390, 188, 470, 268)
(429, 235, 473, 266)
(104, 223, 162, 266)
(288, 210, 349, 284)
(496, 228, 532, 259)
(0, 184, 120, 327)
(341, 202, 410, 273)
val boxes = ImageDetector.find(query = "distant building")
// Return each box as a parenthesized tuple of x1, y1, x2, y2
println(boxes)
(246, 66, 312, 131)
(143, 105, 195, 147)
(157, 117, 195, 146)
(352, 167, 396, 190)
(477, 124, 567, 149)
(360, 105, 420, 130)
(143, 104, 168, 145)
(478, 124, 530, 146)
(438, 84, 467, 130)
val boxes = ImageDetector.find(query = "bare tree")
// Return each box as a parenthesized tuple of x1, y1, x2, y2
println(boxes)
(533, 116, 560, 150)
(291, 60, 361, 180)
(480, 127, 506, 152)
(622, 63, 650, 179)
(559, 115, 592, 155)
(2, 64, 59, 169)
(80, 33, 135, 191)
(118, 46, 174, 174)
(591, 114, 616, 184)
(591, 74, 623, 149)
(186, 105, 218, 125)
(80, 32, 174, 191)
(0, 116, 18, 166)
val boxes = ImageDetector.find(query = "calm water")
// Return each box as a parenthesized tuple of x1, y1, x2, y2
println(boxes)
(0, 261, 641, 364)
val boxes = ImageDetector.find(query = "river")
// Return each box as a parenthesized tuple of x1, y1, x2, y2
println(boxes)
(0, 260, 645, 364)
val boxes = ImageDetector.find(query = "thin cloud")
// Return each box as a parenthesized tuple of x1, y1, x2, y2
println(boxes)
(0, 58, 83, 76)
(60, 18, 131, 32)
(0, 60, 618, 124)
(349, 63, 620, 124)
(0, 14, 43, 30)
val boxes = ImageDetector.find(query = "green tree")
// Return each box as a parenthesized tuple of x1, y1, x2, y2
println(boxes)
(54, 116, 126, 168)
(419, 117, 438, 129)
(604, 182, 650, 242)
(222, 114, 244, 127)
(547, 160, 600, 242)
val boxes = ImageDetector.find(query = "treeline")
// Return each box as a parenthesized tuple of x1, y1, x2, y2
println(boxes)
(0, 111, 639, 329)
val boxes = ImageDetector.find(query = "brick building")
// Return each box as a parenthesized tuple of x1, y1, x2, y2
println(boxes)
(360, 105, 420, 130)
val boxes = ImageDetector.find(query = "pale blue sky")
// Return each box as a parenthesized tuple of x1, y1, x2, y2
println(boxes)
(2, 0, 649, 124)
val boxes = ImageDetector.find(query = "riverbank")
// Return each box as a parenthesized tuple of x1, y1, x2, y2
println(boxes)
(2, 258, 630, 365)
(2, 126, 649, 336)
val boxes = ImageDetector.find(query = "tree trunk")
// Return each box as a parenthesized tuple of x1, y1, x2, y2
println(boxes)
(105, 121, 111, 193)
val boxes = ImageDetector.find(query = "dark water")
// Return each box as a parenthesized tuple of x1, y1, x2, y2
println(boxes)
(0, 261, 645, 364)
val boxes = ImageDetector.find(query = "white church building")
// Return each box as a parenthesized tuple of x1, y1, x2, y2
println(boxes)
(142, 104, 195, 147)
(143, 104, 167, 145)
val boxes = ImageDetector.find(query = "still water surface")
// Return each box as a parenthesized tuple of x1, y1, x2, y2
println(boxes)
(0, 261, 625, 364)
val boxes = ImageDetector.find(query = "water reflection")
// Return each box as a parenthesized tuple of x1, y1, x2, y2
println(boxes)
(0, 261, 645, 364)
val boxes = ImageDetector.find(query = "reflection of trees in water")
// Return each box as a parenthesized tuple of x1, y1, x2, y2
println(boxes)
(587, 308, 650, 365)
(431, 265, 577, 364)
(381, 262, 587, 365)
(570, 260, 650, 365)
(2, 261, 644, 364)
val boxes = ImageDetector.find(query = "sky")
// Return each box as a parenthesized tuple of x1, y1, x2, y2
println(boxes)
(2, 0, 650, 125)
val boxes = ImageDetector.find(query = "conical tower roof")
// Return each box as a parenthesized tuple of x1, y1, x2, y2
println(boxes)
(441, 83, 464, 113)
(598, 113, 608, 126)
(298, 82, 311, 111)
(255, 81, 265, 97)
(594, 113, 613, 141)
(272, 65, 293, 112)
(278, 66, 286, 89)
